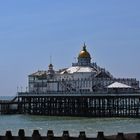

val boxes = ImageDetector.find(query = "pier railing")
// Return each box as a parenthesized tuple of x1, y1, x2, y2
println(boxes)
(18, 91, 140, 97)
(0, 129, 140, 140)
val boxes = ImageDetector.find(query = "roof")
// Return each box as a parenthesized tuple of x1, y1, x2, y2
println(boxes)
(108, 82, 132, 88)
(95, 71, 111, 78)
(29, 71, 47, 77)
(78, 45, 91, 58)
(60, 66, 97, 74)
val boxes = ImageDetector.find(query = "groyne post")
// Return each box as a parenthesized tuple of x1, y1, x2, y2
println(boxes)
(47, 130, 54, 140)
(116, 133, 125, 140)
(32, 130, 41, 140)
(62, 131, 69, 140)
(5, 131, 13, 140)
(18, 129, 25, 140)
(97, 132, 105, 140)
(79, 131, 86, 140)
(136, 133, 140, 140)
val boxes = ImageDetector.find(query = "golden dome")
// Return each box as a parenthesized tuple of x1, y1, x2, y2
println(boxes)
(78, 45, 91, 58)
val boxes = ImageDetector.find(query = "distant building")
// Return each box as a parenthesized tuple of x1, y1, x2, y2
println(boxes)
(28, 44, 139, 94)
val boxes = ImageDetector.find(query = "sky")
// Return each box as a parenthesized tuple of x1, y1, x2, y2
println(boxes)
(0, 0, 140, 96)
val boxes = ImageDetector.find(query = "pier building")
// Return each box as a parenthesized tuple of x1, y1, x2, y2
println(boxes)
(17, 44, 140, 117)
(27, 44, 139, 94)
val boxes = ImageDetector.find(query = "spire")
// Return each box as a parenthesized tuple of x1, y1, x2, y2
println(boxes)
(50, 55, 52, 64)
(48, 55, 54, 71)
(83, 43, 87, 51)
(48, 59, 55, 78)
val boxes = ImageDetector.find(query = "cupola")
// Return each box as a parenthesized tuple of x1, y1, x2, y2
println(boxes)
(48, 63, 55, 78)
(78, 44, 91, 66)
(78, 44, 91, 59)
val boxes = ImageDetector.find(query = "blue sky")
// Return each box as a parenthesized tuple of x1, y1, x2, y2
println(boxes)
(0, 0, 140, 96)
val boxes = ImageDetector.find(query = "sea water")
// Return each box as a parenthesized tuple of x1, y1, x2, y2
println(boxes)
(0, 115, 140, 137)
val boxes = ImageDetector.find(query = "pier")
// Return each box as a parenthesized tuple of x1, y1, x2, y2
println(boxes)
(1, 91, 140, 117)
(0, 96, 18, 114)
(0, 45, 138, 117)
(17, 91, 140, 117)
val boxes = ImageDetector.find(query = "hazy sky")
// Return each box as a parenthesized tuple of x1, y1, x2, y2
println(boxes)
(0, 0, 140, 96)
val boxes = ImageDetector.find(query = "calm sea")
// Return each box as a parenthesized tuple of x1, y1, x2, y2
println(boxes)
(0, 115, 140, 137)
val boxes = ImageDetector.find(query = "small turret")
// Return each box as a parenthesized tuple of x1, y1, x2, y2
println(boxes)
(48, 63, 55, 78)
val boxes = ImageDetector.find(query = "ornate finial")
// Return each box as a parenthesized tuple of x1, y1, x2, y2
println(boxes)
(83, 42, 87, 51)
(50, 55, 52, 64)
(49, 55, 53, 68)
(84, 42, 86, 46)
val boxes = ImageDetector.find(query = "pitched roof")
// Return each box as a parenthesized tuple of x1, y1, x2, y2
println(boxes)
(108, 82, 132, 88)
(60, 66, 97, 74)
(95, 71, 111, 78)
(29, 71, 47, 77)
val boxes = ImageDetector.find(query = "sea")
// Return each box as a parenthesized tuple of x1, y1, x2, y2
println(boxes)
(1, 97, 140, 137)
(0, 115, 140, 137)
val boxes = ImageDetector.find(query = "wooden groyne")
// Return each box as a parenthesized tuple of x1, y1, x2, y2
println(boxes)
(0, 130, 140, 140)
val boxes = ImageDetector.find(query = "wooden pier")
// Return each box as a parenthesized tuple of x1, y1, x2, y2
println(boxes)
(1, 92, 140, 117)
(0, 96, 18, 114)
(17, 92, 140, 117)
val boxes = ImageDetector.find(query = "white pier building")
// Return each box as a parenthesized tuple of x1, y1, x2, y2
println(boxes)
(17, 44, 140, 117)
(28, 44, 139, 94)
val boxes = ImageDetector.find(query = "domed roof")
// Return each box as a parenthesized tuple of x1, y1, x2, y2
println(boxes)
(78, 44, 91, 58)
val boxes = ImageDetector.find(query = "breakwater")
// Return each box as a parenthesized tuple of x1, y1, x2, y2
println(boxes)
(1, 129, 140, 140)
